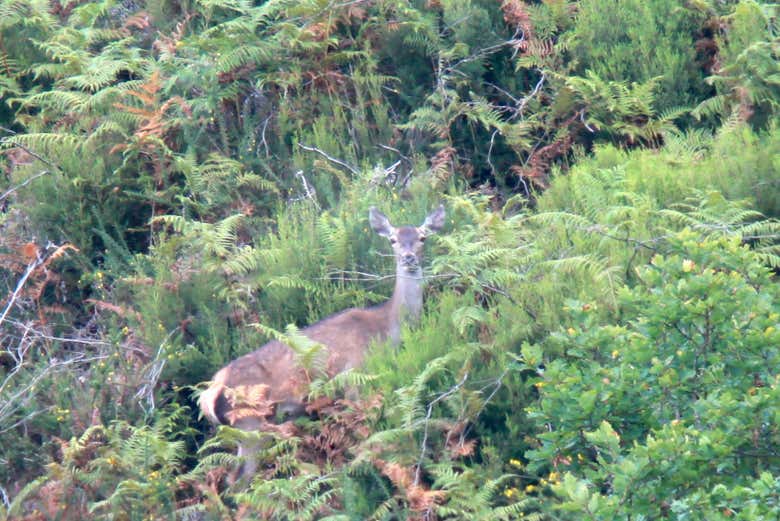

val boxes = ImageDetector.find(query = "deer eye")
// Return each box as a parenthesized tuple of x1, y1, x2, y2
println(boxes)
(389, 237, 397, 244)
(419, 236, 426, 242)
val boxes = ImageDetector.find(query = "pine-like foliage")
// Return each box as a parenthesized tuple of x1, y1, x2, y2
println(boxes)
(1, 0, 779, 519)
(693, 0, 779, 126)
(567, 0, 711, 111)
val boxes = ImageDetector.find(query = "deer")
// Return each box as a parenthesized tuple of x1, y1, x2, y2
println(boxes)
(198, 205, 446, 477)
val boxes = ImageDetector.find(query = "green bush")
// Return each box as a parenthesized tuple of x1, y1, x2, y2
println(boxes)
(1, 0, 779, 518)
(523, 232, 780, 519)
(568, 0, 711, 111)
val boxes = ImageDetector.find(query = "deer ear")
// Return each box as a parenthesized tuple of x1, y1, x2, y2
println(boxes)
(420, 204, 446, 234)
(369, 207, 394, 237)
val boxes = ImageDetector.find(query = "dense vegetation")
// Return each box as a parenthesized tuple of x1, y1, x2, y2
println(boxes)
(1, 0, 778, 519)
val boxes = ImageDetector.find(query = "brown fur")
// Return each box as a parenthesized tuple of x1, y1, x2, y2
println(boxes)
(200, 303, 392, 425)
(198, 206, 445, 479)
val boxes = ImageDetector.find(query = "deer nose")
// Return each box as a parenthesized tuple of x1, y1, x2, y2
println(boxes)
(402, 253, 417, 265)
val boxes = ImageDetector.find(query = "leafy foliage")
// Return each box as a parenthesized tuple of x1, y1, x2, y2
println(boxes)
(0, 0, 779, 519)
(525, 233, 780, 519)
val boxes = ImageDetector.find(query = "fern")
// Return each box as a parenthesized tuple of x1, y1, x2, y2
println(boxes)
(253, 322, 327, 376)
(660, 191, 780, 266)
(153, 213, 244, 261)
(2, 132, 82, 158)
(565, 71, 672, 144)
(317, 211, 350, 269)
(430, 464, 536, 520)
(308, 369, 379, 399)
(267, 274, 317, 292)
(237, 472, 340, 520)
(451, 305, 490, 336)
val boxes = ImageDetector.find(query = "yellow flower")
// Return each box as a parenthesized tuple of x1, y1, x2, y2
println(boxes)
(524, 484, 537, 493)
(682, 259, 695, 272)
(509, 458, 523, 468)
(567, 327, 576, 336)
(611, 350, 619, 359)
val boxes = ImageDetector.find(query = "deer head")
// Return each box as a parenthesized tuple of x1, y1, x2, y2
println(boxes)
(369, 204, 446, 275)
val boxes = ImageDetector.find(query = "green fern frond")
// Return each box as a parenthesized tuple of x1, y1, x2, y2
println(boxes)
(528, 211, 594, 230)
(366, 497, 397, 521)
(396, 353, 454, 427)
(692, 94, 727, 121)
(265, 274, 316, 293)
(84, 120, 127, 149)
(64, 61, 128, 92)
(361, 427, 416, 450)
(192, 450, 243, 470)
(541, 254, 614, 279)
(3, 132, 82, 158)
(221, 245, 260, 276)
(237, 471, 339, 520)
(308, 369, 378, 399)
(16, 90, 91, 113)
(238, 171, 279, 193)
(451, 305, 489, 336)
(216, 43, 274, 73)
(253, 323, 327, 374)
(0, 0, 55, 28)
(317, 212, 350, 269)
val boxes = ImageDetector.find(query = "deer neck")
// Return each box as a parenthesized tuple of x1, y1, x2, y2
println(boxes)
(387, 265, 424, 345)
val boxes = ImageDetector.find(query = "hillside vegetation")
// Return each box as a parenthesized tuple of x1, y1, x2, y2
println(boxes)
(1, 0, 779, 519)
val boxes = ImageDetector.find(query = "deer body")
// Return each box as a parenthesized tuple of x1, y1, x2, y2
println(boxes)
(199, 206, 445, 473)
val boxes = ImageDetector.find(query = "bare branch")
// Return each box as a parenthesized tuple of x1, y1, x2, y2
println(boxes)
(0, 256, 43, 330)
(0, 348, 110, 434)
(519, 72, 546, 116)
(0, 126, 63, 171)
(377, 143, 411, 163)
(487, 129, 500, 179)
(134, 327, 180, 414)
(463, 369, 508, 441)
(5, 319, 112, 347)
(0, 170, 51, 203)
(292, 170, 320, 208)
(414, 372, 469, 486)
(297, 142, 360, 176)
